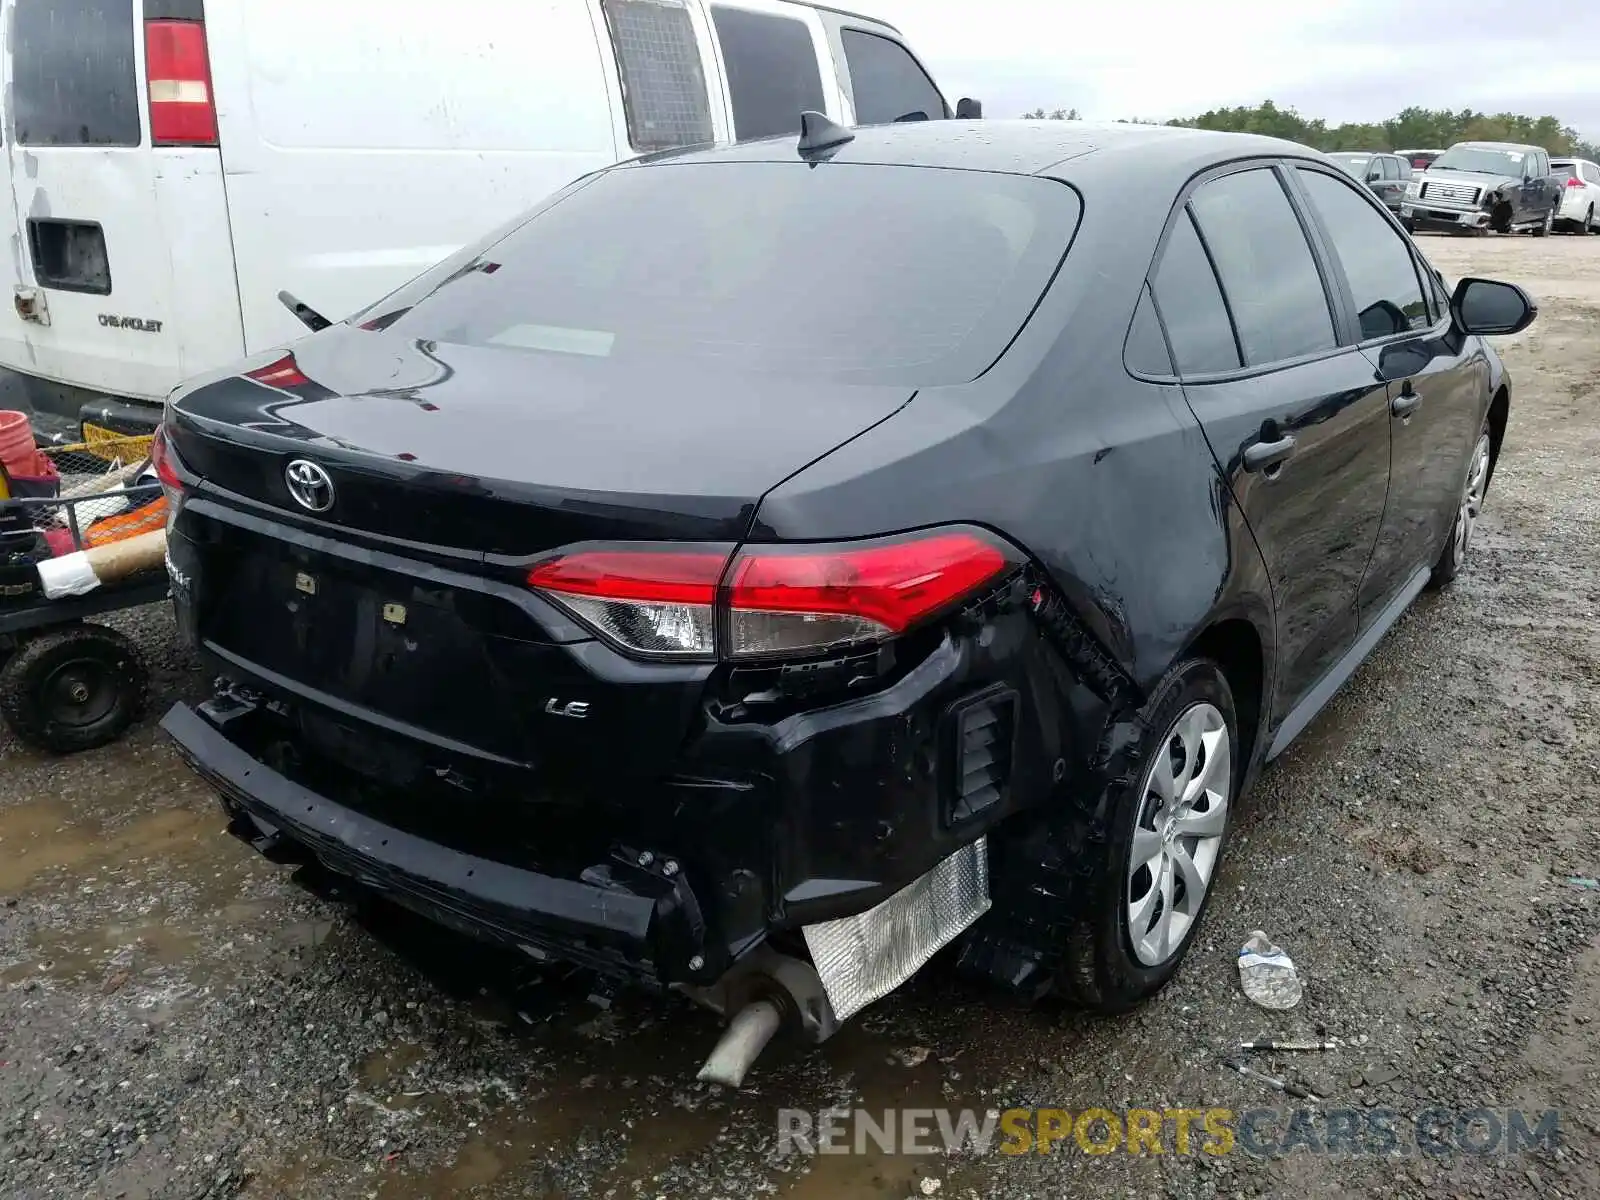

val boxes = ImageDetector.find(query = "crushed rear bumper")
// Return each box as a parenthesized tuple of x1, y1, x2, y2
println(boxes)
(162, 700, 710, 984)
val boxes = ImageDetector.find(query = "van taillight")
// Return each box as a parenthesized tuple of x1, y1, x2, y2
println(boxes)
(145, 20, 218, 146)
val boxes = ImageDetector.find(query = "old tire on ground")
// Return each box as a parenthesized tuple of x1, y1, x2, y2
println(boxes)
(1429, 422, 1493, 590)
(0, 623, 150, 753)
(1055, 657, 1239, 1012)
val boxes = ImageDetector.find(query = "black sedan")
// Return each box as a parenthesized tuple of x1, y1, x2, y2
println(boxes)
(154, 118, 1535, 1082)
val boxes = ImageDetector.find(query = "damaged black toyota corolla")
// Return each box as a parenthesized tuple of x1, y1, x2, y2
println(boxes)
(155, 118, 1536, 1085)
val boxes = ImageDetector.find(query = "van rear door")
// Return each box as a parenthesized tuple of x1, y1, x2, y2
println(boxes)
(0, 0, 243, 426)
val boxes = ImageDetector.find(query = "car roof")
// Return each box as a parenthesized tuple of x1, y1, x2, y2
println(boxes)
(626, 120, 1324, 182)
(1454, 140, 1540, 151)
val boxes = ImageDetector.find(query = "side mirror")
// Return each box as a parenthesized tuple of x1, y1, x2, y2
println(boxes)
(1452, 277, 1538, 336)
(955, 97, 983, 119)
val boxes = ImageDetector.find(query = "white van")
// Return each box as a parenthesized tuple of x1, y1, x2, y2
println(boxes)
(0, 0, 965, 439)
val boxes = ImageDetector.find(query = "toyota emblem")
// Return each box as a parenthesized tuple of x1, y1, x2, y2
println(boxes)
(285, 459, 335, 513)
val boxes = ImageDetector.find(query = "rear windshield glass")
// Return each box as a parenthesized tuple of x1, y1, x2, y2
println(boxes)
(1328, 154, 1371, 175)
(13, 0, 141, 146)
(365, 163, 1080, 386)
(1552, 163, 1576, 180)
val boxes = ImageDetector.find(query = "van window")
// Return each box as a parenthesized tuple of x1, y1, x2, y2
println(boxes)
(373, 162, 1082, 387)
(13, 0, 141, 146)
(603, 0, 715, 152)
(1189, 169, 1336, 367)
(842, 29, 946, 125)
(711, 6, 825, 141)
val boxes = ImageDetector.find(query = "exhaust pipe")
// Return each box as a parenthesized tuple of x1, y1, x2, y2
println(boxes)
(695, 999, 783, 1089)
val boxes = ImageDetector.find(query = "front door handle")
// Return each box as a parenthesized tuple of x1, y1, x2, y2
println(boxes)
(1391, 385, 1421, 418)
(1243, 434, 1297, 473)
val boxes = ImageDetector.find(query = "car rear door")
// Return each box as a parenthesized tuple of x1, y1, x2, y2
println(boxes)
(1150, 163, 1393, 726)
(1, 0, 243, 410)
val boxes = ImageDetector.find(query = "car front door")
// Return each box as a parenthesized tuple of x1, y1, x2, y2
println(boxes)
(1379, 156, 1406, 210)
(1290, 164, 1491, 619)
(1517, 149, 1544, 221)
(1150, 164, 1393, 722)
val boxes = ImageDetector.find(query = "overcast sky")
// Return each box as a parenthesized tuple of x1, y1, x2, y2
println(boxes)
(869, 0, 1599, 138)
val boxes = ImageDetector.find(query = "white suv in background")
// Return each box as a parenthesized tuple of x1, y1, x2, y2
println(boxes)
(1552, 158, 1600, 233)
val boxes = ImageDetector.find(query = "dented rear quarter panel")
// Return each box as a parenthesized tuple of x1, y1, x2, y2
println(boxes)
(752, 166, 1278, 755)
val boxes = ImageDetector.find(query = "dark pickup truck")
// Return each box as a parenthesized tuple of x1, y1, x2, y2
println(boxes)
(1401, 141, 1564, 235)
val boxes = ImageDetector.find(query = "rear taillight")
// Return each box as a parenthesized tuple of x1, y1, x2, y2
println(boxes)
(150, 425, 189, 534)
(150, 426, 182, 494)
(246, 355, 311, 390)
(145, 19, 218, 146)
(527, 529, 1017, 661)
(1566, 177, 1584, 188)
(526, 549, 726, 657)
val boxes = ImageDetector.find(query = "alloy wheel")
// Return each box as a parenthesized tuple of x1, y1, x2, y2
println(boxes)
(1451, 432, 1492, 571)
(1126, 701, 1232, 966)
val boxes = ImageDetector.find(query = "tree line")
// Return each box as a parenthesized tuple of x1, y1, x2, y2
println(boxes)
(1021, 101, 1600, 161)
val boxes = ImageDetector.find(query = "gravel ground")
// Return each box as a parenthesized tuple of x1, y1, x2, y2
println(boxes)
(2, 233, 1599, 1200)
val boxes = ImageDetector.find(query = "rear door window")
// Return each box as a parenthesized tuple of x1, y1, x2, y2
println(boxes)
(841, 29, 946, 125)
(1124, 286, 1175, 376)
(1296, 168, 1429, 339)
(13, 0, 141, 146)
(711, 6, 825, 140)
(1189, 168, 1337, 366)
(602, 0, 716, 152)
(1381, 157, 1400, 181)
(1152, 210, 1241, 375)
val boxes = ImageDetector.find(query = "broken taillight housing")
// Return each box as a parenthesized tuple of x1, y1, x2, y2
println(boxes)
(527, 528, 1018, 661)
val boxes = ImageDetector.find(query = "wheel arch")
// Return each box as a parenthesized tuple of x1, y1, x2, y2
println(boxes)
(1486, 382, 1510, 489)
(1183, 613, 1271, 775)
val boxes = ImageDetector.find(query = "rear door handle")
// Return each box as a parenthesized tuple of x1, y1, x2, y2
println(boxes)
(1243, 435, 1297, 473)
(1391, 386, 1421, 418)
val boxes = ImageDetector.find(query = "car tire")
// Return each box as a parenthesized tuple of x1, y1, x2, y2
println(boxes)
(1429, 422, 1493, 590)
(1401, 217, 1416, 233)
(1532, 208, 1552, 237)
(0, 623, 149, 754)
(1587, 205, 1596, 234)
(1055, 657, 1239, 1013)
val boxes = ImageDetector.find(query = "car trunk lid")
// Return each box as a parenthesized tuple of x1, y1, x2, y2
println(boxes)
(167, 325, 916, 775)
(168, 324, 916, 556)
